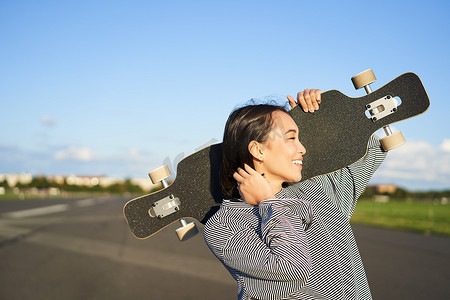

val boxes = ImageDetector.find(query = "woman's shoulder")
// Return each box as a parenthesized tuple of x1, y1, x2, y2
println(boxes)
(205, 200, 259, 231)
(279, 179, 325, 199)
(203, 200, 260, 249)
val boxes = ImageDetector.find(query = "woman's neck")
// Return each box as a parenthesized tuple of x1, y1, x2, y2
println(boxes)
(253, 161, 283, 197)
(268, 179, 283, 196)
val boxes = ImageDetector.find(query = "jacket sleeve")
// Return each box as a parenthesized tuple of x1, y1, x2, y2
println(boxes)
(225, 199, 312, 298)
(315, 135, 387, 218)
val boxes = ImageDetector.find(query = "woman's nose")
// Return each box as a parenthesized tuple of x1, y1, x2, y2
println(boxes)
(298, 140, 306, 155)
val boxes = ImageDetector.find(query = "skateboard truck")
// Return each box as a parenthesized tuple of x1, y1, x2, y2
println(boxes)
(352, 69, 405, 151)
(148, 165, 180, 218)
(365, 95, 398, 122)
(148, 165, 199, 240)
(148, 194, 180, 218)
(175, 218, 199, 241)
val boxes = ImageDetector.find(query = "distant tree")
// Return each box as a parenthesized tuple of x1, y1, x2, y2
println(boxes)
(392, 188, 409, 200)
(89, 183, 106, 193)
(360, 186, 376, 199)
(0, 179, 8, 188)
(108, 183, 127, 194)
(30, 176, 50, 190)
(124, 179, 144, 194)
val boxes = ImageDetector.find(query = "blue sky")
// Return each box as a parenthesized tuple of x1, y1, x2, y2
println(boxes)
(1, 0, 449, 191)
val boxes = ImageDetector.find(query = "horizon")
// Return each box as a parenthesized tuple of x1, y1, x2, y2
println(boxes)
(2, 171, 449, 193)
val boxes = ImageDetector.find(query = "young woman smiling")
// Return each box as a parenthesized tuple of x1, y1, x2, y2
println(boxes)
(204, 89, 387, 300)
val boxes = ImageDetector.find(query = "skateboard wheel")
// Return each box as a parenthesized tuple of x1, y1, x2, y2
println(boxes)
(149, 165, 171, 184)
(380, 131, 405, 151)
(351, 69, 377, 90)
(176, 219, 199, 241)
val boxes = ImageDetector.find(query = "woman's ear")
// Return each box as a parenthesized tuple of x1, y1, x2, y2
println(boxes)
(248, 141, 264, 161)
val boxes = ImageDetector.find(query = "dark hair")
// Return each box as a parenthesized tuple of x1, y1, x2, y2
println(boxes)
(221, 104, 288, 198)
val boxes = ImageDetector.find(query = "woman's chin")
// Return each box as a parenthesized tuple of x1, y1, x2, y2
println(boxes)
(286, 174, 302, 183)
(294, 173, 302, 183)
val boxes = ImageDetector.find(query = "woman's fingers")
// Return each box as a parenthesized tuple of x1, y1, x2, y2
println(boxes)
(235, 164, 259, 179)
(243, 164, 259, 175)
(288, 89, 322, 113)
(287, 95, 297, 108)
(314, 89, 322, 104)
(233, 164, 275, 205)
(233, 170, 244, 183)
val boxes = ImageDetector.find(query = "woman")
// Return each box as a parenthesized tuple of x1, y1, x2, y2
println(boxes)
(203, 90, 387, 300)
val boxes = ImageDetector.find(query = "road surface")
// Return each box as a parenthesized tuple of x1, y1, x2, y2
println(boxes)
(0, 196, 448, 299)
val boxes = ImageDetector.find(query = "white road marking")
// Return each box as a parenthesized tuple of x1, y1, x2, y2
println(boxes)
(1, 197, 109, 219)
(3, 204, 69, 219)
(74, 198, 96, 207)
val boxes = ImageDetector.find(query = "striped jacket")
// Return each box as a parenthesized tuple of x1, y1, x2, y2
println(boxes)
(204, 136, 387, 299)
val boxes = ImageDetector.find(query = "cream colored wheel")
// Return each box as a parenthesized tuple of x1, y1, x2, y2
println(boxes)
(148, 165, 171, 184)
(380, 131, 405, 151)
(351, 69, 377, 90)
(176, 219, 198, 241)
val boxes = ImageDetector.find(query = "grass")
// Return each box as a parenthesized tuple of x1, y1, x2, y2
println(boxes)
(351, 200, 450, 237)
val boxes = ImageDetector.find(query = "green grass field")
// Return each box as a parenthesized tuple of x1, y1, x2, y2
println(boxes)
(351, 200, 450, 237)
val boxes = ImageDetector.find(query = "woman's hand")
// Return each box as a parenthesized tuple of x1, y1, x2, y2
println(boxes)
(233, 164, 275, 205)
(287, 89, 322, 113)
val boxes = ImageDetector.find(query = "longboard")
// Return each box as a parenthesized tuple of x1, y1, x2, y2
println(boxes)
(124, 71, 430, 239)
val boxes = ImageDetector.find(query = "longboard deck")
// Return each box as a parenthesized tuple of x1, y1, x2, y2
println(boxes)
(294, 72, 429, 180)
(124, 72, 430, 239)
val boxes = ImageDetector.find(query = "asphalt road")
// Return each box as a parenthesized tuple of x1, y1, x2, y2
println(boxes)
(0, 196, 448, 299)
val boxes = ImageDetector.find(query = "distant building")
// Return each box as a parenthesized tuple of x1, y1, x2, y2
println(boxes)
(97, 176, 123, 188)
(49, 175, 65, 185)
(0, 173, 32, 187)
(375, 184, 398, 194)
(1, 173, 158, 193)
(65, 175, 101, 187)
(373, 195, 390, 203)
